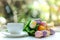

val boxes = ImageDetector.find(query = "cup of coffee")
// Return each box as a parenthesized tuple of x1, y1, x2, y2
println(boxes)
(7, 23, 24, 34)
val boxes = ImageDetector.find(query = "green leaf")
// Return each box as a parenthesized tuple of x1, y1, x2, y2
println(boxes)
(23, 20, 31, 31)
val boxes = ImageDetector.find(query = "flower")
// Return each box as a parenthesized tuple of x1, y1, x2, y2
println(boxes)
(30, 20, 37, 29)
(35, 20, 41, 24)
(35, 31, 43, 38)
(46, 30, 50, 36)
(42, 30, 47, 37)
(42, 30, 50, 37)
(40, 21, 47, 26)
(50, 29, 55, 35)
(38, 25, 46, 31)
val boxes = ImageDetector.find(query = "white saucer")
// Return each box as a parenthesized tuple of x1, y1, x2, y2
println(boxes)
(2, 31, 28, 37)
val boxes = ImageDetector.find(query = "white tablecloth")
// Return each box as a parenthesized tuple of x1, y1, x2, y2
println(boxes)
(0, 32, 60, 40)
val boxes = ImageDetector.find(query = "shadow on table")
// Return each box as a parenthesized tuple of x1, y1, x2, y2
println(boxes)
(4, 35, 29, 38)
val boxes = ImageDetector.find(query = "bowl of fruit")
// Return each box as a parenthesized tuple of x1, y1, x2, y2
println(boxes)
(23, 19, 55, 38)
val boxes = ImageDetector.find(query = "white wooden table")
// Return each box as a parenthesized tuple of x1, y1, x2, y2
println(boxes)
(0, 32, 60, 40)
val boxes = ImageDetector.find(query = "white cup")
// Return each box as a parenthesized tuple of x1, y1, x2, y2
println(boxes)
(7, 23, 24, 34)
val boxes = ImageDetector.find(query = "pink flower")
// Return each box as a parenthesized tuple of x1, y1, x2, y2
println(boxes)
(35, 31, 43, 38)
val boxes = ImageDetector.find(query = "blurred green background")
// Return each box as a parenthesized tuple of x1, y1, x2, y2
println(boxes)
(0, 0, 60, 26)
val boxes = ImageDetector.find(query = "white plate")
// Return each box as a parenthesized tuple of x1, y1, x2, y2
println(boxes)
(2, 31, 28, 37)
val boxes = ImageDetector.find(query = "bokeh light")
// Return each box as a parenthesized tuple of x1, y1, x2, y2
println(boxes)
(0, 17, 6, 24)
